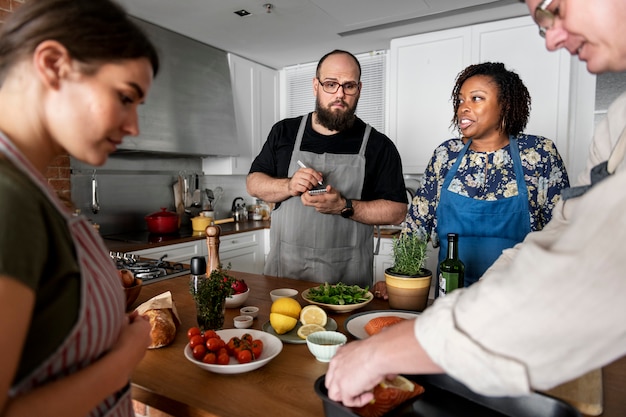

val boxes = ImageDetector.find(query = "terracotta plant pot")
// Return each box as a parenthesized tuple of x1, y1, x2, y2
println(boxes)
(384, 268, 432, 312)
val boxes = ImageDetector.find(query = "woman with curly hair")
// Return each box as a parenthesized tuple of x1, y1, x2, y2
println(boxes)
(405, 62, 569, 289)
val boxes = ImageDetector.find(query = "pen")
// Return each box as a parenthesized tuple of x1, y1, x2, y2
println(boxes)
(297, 160, 323, 185)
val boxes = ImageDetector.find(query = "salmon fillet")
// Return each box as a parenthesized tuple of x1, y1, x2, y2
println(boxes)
(364, 316, 406, 336)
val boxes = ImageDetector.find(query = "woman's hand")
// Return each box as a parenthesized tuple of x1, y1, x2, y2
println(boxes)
(109, 311, 151, 384)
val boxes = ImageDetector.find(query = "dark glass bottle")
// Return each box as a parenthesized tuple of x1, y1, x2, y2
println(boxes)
(438, 233, 464, 297)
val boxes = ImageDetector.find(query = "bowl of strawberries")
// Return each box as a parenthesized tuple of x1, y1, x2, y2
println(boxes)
(225, 279, 250, 308)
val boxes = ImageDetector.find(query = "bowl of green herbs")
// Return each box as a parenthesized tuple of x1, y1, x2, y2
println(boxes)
(301, 282, 373, 313)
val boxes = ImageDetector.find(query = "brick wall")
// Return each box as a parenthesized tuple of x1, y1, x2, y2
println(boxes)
(1, 0, 72, 201)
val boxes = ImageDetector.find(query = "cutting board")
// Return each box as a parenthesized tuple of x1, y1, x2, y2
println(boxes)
(543, 369, 603, 416)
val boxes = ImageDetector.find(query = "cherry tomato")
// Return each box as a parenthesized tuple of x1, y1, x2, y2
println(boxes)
(187, 327, 202, 340)
(217, 347, 228, 358)
(241, 333, 253, 344)
(202, 352, 217, 364)
(203, 330, 218, 340)
(227, 337, 241, 355)
(189, 334, 205, 349)
(251, 340, 263, 359)
(206, 337, 222, 352)
(192, 344, 207, 360)
(217, 352, 230, 365)
(236, 349, 252, 364)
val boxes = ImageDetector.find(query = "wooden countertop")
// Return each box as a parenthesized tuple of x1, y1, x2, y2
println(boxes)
(130, 272, 626, 417)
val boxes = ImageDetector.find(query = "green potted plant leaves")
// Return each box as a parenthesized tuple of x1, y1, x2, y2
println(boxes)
(190, 264, 235, 330)
(384, 233, 432, 311)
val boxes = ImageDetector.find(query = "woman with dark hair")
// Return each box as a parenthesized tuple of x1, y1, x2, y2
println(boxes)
(0, 1, 159, 416)
(404, 62, 569, 288)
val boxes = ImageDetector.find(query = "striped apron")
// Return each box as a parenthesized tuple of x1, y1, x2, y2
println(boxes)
(1, 133, 132, 417)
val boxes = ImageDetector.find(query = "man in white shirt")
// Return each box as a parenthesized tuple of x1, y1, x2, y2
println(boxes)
(325, 0, 626, 405)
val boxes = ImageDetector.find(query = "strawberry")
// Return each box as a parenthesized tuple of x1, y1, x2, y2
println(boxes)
(232, 279, 248, 294)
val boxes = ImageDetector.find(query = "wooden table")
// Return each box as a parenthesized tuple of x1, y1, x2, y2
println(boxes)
(130, 271, 626, 417)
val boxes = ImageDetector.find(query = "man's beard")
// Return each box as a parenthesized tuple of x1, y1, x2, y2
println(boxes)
(315, 98, 357, 132)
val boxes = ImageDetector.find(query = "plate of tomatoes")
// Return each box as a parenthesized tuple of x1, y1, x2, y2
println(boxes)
(184, 328, 283, 374)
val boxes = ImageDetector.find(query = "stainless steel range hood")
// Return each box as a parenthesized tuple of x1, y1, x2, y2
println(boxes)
(116, 17, 239, 157)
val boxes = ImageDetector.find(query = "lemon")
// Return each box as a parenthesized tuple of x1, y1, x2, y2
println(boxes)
(270, 297, 302, 319)
(380, 376, 415, 392)
(297, 323, 326, 339)
(269, 313, 298, 335)
(299, 305, 327, 326)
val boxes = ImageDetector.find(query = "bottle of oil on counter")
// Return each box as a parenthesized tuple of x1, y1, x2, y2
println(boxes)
(438, 233, 464, 297)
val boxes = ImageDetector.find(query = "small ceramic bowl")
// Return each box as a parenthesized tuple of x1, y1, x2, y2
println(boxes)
(240, 306, 259, 319)
(225, 288, 250, 308)
(270, 288, 298, 302)
(233, 315, 254, 329)
(306, 331, 347, 362)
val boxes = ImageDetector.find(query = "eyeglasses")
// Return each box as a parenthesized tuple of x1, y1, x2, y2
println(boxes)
(316, 78, 360, 96)
(534, 0, 558, 38)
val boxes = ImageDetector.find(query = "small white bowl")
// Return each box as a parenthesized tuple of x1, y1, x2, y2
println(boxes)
(306, 331, 347, 362)
(225, 287, 250, 308)
(233, 315, 254, 329)
(240, 306, 259, 319)
(270, 288, 298, 302)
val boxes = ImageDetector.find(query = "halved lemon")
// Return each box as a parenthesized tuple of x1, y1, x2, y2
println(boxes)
(297, 323, 326, 339)
(299, 305, 327, 326)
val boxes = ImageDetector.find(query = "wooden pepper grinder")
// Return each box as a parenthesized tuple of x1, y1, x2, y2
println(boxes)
(205, 225, 221, 274)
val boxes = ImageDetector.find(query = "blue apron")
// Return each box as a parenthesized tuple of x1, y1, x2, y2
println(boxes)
(436, 137, 531, 287)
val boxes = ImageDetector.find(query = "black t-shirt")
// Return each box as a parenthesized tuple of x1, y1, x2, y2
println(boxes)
(249, 114, 407, 204)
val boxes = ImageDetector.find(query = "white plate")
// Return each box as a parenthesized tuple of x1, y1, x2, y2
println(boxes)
(344, 310, 421, 339)
(262, 318, 337, 344)
(301, 288, 373, 313)
(184, 328, 282, 374)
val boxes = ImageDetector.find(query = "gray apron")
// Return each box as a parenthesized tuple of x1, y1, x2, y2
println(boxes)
(1, 133, 132, 417)
(264, 113, 374, 287)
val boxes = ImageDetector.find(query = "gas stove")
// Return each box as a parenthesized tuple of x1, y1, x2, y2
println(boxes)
(110, 252, 190, 284)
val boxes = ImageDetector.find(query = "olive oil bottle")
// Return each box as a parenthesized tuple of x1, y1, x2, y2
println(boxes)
(438, 233, 464, 297)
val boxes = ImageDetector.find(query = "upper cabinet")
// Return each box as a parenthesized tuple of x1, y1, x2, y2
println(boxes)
(389, 16, 576, 175)
(202, 54, 279, 175)
(118, 18, 239, 156)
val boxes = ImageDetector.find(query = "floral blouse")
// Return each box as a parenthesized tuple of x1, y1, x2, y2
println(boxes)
(405, 135, 570, 247)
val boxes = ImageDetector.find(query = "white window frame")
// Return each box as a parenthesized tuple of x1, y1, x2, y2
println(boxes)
(280, 50, 388, 134)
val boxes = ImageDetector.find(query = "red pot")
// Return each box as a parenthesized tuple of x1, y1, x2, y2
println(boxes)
(145, 208, 180, 234)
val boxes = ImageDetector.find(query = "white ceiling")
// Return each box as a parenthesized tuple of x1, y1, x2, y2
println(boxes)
(119, 0, 529, 69)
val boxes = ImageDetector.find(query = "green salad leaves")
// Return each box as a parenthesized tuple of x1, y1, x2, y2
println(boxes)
(306, 282, 370, 305)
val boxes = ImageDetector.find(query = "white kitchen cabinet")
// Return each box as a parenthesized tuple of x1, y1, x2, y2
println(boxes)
(202, 54, 279, 175)
(129, 240, 207, 264)
(373, 237, 395, 284)
(389, 16, 573, 175)
(218, 230, 265, 274)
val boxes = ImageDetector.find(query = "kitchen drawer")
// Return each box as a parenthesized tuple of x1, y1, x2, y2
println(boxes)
(220, 230, 260, 252)
(130, 240, 207, 264)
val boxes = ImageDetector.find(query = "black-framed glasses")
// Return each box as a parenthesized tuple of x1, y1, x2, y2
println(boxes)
(316, 78, 360, 96)
(534, 0, 558, 38)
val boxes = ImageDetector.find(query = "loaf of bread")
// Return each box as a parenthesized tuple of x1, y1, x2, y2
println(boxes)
(364, 316, 406, 336)
(352, 376, 425, 417)
(144, 308, 177, 349)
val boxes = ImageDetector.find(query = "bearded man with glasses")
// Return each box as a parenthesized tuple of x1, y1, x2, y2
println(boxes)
(247, 49, 407, 287)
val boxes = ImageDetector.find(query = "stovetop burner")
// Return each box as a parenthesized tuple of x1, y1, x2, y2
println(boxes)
(110, 252, 190, 284)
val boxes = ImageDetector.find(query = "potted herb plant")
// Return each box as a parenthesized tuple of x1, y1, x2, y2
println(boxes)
(384, 232, 432, 311)
(190, 263, 235, 330)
